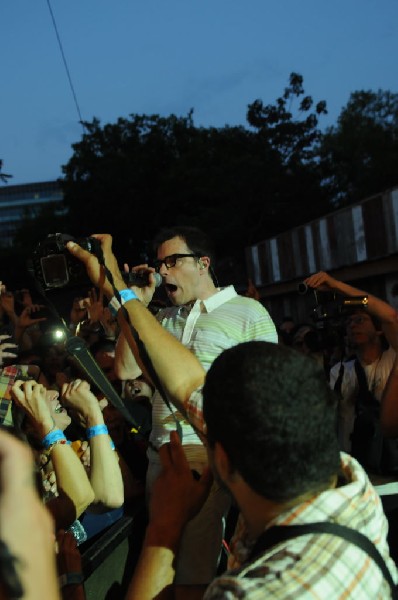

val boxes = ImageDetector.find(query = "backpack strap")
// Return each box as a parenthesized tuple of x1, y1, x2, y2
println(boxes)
(333, 361, 345, 396)
(354, 358, 376, 407)
(249, 522, 397, 597)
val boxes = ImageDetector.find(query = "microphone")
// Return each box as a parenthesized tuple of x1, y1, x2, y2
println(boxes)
(122, 271, 162, 288)
(65, 335, 138, 426)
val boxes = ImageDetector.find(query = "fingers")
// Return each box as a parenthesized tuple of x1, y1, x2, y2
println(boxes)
(11, 379, 36, 404)
(0, 334, 14, 343)
(0, 342, 18, 352)
(66, 241, 93, 264)
(158, 430, 190, 473)
(62, 378, 91, 402)
(12, 379, 46, 402)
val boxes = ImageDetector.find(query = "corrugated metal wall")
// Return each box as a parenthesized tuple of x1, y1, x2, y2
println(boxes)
(245, 187, 398, 326)
(246, 187, 398, 287)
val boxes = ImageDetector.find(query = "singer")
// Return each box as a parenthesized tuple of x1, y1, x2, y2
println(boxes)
(113, 225, 278, 594)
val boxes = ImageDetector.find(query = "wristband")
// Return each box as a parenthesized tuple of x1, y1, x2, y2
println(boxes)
(59, 572, 84, 588)
(42, 429, 66, 449)
(120, 288, 138, 303)
(109, 288, 139, 316)
(86, 424, 115, 450)
(108, 296, 121, 316)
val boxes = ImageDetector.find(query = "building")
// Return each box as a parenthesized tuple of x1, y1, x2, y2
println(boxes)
(0, 180, 64, 247)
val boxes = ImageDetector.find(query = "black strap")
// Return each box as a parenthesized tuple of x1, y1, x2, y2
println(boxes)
(249, 522, 397, 597)
(333, 361, 345, 396)
(103, 264, 183, 443)
(354, 358, 378, 407)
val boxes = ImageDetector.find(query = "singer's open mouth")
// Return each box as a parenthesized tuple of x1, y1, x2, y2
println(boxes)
(165, 284, 177, 293)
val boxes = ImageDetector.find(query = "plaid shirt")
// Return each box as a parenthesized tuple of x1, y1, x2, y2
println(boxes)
(204, 453, 398, 599)
(0, 365, 29, 425)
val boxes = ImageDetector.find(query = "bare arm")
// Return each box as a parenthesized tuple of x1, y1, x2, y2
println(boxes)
(114, 330, 143, 380)
(67, 235, 205, 415)
(380, 353, 398, 437)
(304, 271, 398, 347)
(61, 379, 124, 511)
(126, 431, 212, 600)
(0, 429, 61, 600)
(11, 380, 95, 526)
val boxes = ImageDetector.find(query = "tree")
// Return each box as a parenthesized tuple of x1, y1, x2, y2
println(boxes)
(320, 90, 398, 206)
(245, 72, 330, 236)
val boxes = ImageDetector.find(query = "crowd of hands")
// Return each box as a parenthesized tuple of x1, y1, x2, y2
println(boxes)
(0, 275, 149, 599)
(2, 236, 396, 599)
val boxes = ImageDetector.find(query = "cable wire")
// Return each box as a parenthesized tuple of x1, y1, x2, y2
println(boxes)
(45, 0, 86, 132)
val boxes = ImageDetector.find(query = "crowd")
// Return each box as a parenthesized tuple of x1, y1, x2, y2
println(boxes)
(1, 226, 398, 599)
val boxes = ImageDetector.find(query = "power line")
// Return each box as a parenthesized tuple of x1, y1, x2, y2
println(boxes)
(45, 0, 86, 132)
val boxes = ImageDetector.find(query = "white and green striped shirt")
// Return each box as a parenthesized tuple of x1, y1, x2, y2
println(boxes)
(148, 285, 277, 469)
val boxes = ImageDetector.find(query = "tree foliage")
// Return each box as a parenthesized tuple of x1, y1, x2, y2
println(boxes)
(58, 73, 330, 269)
(13, 75, 398, 281)
(319, 90, 398, 205)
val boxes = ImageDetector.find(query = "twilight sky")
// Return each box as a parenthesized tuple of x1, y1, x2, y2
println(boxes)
(2, 0, 398, 185)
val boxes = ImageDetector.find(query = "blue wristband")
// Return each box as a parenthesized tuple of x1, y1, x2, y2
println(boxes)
(108, 289, 139, 316)
(59, 572, 84, 588)
(42, 429, 66, 449)
(119, 289, 138, 303)
(86, 424, 115, 450)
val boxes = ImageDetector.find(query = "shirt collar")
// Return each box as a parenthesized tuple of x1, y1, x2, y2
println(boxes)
(180, 285, 237, 315)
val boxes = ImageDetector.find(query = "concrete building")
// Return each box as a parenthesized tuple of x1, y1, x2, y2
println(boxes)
(0, 180, 64, 247)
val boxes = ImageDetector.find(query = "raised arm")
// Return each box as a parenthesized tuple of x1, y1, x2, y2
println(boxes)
(67, 235, 205, 415)
(380, 353, 398, 437)
(11, 380, 95, 528)
(126, 431, 212, 600)
(114, 330, 143, 380)
(304, 271, 398, 347)
(61, 379, 124, 511)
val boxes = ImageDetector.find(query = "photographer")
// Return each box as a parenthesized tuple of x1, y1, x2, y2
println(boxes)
(304, 271, 398, 477)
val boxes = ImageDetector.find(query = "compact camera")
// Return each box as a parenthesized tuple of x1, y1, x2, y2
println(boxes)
(30, 233, 102, 291)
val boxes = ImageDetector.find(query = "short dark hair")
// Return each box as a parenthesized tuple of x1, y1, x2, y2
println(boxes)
(203, 342, 340, 502)
(153, 226, 216, 265)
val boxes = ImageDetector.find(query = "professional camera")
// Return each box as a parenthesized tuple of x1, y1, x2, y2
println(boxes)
(297, 282, 368, 327)
(30, 233, 102, 291)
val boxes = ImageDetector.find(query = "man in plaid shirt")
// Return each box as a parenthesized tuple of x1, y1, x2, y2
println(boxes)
(128, 342, 398, 599)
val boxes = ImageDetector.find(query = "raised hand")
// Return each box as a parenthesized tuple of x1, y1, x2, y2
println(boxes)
(70, 297, 89, 326)
(304, 271, 337, 292)
(0, 334, 18, 366)
(17, 304, 47, 329)
(149, 431, 213, 530)
(61, 379, 103, 427)
(123, 263, 157, 306)
(87, 287, 104, 323)
(67, 234, 124, 299)
(11, 380, 54, 437)
(0, 289, 15, 317)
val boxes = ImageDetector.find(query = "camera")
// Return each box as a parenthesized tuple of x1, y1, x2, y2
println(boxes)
(30, 233, 102, 291)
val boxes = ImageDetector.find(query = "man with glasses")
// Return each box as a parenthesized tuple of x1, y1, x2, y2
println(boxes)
(114, 225, 277, 594)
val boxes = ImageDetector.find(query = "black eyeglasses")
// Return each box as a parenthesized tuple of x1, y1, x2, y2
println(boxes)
(153, 254, 199, 272)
